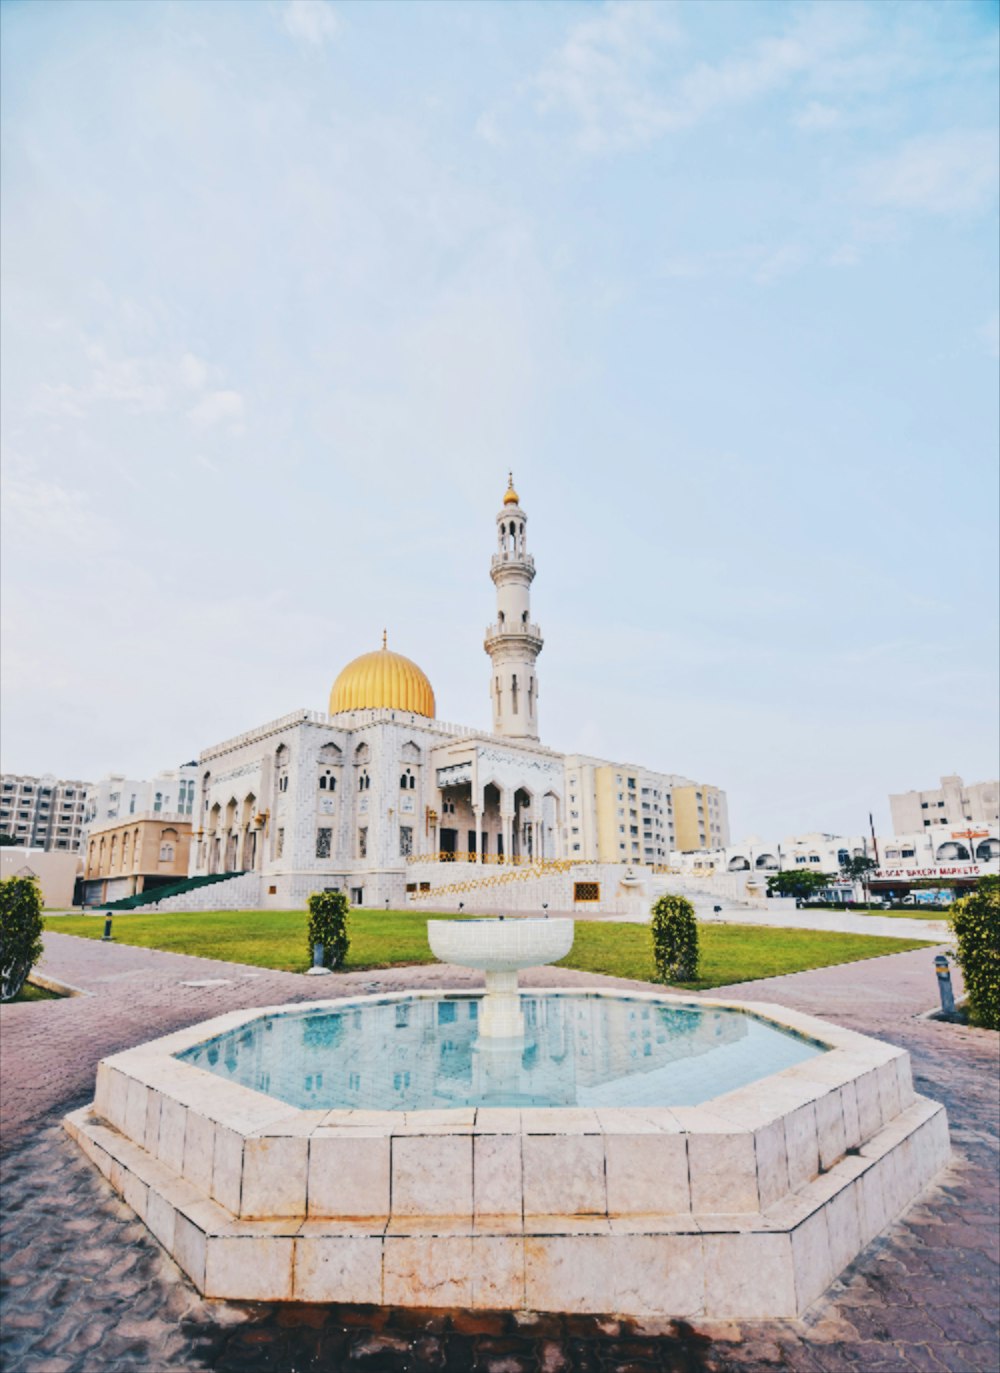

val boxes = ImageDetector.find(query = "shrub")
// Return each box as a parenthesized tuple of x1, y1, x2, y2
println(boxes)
(0, 876, 45, 1002)
(950, 875, 999, 1031)
(307, 889, 351, 970)
(651, 893, 699, 983)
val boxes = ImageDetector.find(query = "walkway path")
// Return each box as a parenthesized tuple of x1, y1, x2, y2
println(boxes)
(1, 932, 996, 1372)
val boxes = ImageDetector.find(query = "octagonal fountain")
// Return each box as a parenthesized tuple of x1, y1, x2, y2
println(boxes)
(66, 917, 950, 1317)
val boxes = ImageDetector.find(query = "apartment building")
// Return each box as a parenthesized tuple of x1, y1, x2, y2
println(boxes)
(671, 782, 730, 853)
(889, 775, 1000, 836)
(0, 773, 90, 851)
(82, 763, 200, 835)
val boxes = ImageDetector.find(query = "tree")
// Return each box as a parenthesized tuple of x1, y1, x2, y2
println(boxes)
(950, 875, 999, 1031)
(0, 876, 45, 1002)
(650, 894, 699, 983)
(840, 855, 877, 885)
(0, 834, 20, 847)
(765, 869, 833, 901)
(306, 890, 351, 970)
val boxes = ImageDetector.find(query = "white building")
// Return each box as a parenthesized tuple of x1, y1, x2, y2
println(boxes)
(0, 773, 90, 851)
(181, 479, 728, 910)
(83, 764, 200, 836)
(890, 774, 1000, 835)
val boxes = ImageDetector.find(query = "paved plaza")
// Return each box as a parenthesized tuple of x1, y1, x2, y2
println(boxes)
(1, 932, 997, 1371)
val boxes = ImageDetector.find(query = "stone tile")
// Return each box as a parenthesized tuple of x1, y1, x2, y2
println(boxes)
(604, 1132, 690, 1217)
(156, 1097, 187, 1174)
(120, 1169, 149, 1222)
(857, 1160, 889, 1246)
(611, 1234, 705, 1317)
(841, 1080, 862, 1151)
(522, 1134, 606, 1217)
(471, 1234, 524, 1308)
(474, 1132, 522, 1218)
(524, 1235, 613, 1313)
(145, 1189, 176, 1252)
(702, 1232, 796, 1318)
(754, 1118, 790, 1212)
(143, 1089, 163, 1154)
(790, 1207, 834, 1312)
(204, 1236, 294, 1300)
(473, 1108, 521, 1134)
(182, 1110, 216, 1196)
(855, 1069, 883, 1142)
(814, 1088, 847, 1172)
(383, 1235, 473, 1307)
(687, 1132, 759, 1214)
(212, 1125, 243, 1214)
(308, 1133, 390, 1218)
(171, 1213, 207, 1289)
(783, 1103, 820, 1190)
(391, 1134, 472, 1218)
(877, 1058, 903, 1123)
(240, 1136, 307, 1218)
(123, 1078, 149, 1146)
(825, 1179, 863, 1277)
(294, 1235, 383, 1302)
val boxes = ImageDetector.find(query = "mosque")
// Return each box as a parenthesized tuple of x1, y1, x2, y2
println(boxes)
(185, 479, 729, 911)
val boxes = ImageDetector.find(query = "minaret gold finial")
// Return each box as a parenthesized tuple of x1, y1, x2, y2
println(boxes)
(382, 628, 387, 649)
(503, 472, 520, 506)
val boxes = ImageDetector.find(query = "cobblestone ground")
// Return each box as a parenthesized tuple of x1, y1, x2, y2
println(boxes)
(1, 934, 997, 1372)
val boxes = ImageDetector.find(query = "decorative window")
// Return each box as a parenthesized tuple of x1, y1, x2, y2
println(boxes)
(316, 828, 332, 858)
(159, 843, 175, 862)
(399, 826, 413, 857)
(400, 769, 416, 790)
(276, 828, 285, 858)
(574, 882, 600, 903)
(358, 827, 368, 858)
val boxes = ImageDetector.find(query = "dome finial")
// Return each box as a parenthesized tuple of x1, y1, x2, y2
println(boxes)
(503, 472, 520, 506)
(382, 628, 387, 649)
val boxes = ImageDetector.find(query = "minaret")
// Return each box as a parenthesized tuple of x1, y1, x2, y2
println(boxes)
(484, 475, 544, 740)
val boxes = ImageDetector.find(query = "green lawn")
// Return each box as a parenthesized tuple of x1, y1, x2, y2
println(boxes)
(43, 908, 936, 990)
(7, 982, 60, 1004)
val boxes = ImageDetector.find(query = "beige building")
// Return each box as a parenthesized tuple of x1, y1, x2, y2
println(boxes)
(672, 783, 729, 852)
(889, 774, 1000, 836)
(0, 848, 81, 908)
(82, 814, 193, 905)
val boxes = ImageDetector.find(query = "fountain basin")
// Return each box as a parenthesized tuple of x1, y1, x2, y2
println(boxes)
(65, 988, 950, 1318)
(428, 917, 574, 1037)
(427, 917, 574, 972)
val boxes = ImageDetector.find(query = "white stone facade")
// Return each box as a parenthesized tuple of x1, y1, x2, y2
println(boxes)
(178, 484, 729, 912)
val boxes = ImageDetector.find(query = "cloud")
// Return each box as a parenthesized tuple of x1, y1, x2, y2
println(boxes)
(794, 100, 843, 131)
(187, 389, 246, 431)
(180, 352, 209, 390)
(534, 3, 859, 152)
(866, 130, 999, 215)
(280, 0, 340, 48)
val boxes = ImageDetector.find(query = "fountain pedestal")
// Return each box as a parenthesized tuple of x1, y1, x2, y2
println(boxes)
(427, 917, 575, 1039)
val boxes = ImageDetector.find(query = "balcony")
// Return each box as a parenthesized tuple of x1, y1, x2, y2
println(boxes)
(490, 552, 535, 573)
(484, 621, 543, 642)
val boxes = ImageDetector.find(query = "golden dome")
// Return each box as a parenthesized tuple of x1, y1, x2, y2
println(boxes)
(503, 471, 520, 506)
(329, 636, 436, 718)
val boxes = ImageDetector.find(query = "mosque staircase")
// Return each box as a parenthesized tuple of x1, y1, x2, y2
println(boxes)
(99, 871, 249, 912)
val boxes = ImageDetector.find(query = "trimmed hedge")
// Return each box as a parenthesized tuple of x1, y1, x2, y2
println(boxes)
(1, 875, 45, 1002)
(950, 875, 999, 1030)
(651, 893, 699, 983)
(307, 889, 351, 970)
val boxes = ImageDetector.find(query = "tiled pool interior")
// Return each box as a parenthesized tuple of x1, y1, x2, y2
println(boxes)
(177, 994, 826, 1111)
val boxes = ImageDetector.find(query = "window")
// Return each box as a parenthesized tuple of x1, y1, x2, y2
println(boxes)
(153, 792, 163, 813)
(921, 802, 928, 809)
(399, 826, 413, 857)
(574, 882, 600, 902)
(159, 842, 175, 862)
(276, 828, 285, 857)
(358, 827, 368, 858)
(316, 828, 332, 858)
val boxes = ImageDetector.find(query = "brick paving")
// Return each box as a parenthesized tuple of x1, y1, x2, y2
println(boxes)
(0, 932, 997, 1372)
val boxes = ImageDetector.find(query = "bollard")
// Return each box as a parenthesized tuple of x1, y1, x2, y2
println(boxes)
(934, 954, 955, 1016)
(305, 941, 331, 976)
(102, 913, 113, 941)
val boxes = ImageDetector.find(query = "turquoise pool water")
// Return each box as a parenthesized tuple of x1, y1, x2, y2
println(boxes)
(177, 994, 825, 1112)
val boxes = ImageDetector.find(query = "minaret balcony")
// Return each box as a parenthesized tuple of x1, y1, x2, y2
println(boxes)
(491, 552, 535, 572)
(484, 622, 543, 646)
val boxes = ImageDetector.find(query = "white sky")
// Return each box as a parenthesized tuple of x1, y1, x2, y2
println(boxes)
(2, 0, 998, 838)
